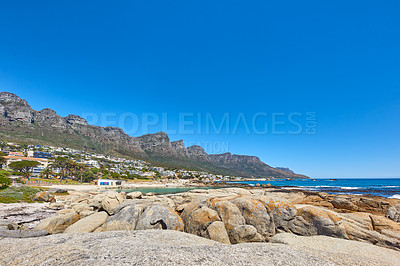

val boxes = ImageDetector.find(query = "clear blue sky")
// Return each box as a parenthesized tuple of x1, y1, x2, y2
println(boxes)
(0, 1, 399, 178)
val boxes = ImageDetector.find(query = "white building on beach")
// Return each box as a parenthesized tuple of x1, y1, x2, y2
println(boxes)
(95, 179, 124, 187)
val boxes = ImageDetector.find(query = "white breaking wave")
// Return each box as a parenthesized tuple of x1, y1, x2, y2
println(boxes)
(281, 187, 306, 190)
(340, 187, 362, 190)
(389, 194, 400, 199)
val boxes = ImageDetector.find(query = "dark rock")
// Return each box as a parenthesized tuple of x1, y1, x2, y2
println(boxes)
(48, 188, 68, 194)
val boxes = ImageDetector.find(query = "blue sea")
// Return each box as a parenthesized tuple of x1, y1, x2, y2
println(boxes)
(226, 178, 400, 198)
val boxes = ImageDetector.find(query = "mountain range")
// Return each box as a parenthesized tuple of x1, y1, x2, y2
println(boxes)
(0, 92, 307, 179)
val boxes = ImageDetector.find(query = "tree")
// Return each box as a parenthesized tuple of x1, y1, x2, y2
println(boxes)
(0, 176, 11, 188)
(82, 170, 95, 183)
(0, 169, 11, 188)
(40, 167, 54, 179)
(65, 160, 78, 180)
(111, 172, 121, 179)
(76, 163, 86, 183)
(0, 155, 6, 169)
(50, 157, 71, 182)
(9, 161, 39, 179)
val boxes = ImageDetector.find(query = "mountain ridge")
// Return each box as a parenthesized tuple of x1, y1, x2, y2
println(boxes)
(0, 91, 308, 179)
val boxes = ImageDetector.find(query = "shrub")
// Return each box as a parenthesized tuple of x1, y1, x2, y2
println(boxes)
(0, 176, 11, 188)
(0, 187, 40, 203)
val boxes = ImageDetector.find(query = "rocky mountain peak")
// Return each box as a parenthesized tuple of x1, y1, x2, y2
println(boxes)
(35, 108, 64, 128)
(136, 131, 175, 155)
(0, 92, 34, 123)
(0, 91, 308, 179)
(65, 115, 88, 126)
(0, 92, 30, 106)
(171, 140, 187, 157)
(38, 108, 58, 115)
(276, 167, 295, 174)
(171, 139, 185, 149)
(186, 145, 209, 161)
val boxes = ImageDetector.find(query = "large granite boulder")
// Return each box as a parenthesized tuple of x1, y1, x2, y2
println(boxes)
(103, 202, 146, 231)
(232, 197, 275, 239)
(103, 199, 184, 232)
(369, 214, 400, 234)
(294, 206, 347, 238)
(135, 204, 184, 231)
(265, 198, 297, 232)
(180, 200, 221, 237)
(386, 204, 400, 222)
(88, 194, 105, 210)
(126, 191, 143, 199)
(33, 191, 55, 203)
(206, 221, 231, 244)
(64, 212, 108, 233)
(35, 216, 58, 231)
(335, 211, 400, 251)
(342, 216, 400, 250)
(72, 203, 93, 214)
(79, 210, 96, 218)
(231, 224, 264, 244)
(328, 196, 392, 215)
(72, 194, 90, 204)
(38, 212, 80, 234)
(331, 197, 359, 211)
(102, 191, 124, 215)
(211, 201, 245, 231)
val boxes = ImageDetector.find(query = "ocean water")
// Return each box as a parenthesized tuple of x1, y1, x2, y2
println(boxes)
(226, 178, 400, 198)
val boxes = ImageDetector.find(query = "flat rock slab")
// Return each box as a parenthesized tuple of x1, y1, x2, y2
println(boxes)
(2, 230, 399, 265)
(0, 229, 48, 238)
(271, 233, 400, 265)
(0, 230, 333, 265)
(0, 203, 56, 229)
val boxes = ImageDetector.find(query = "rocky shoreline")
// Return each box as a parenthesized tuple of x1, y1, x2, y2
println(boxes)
(1, 186, 400, 265)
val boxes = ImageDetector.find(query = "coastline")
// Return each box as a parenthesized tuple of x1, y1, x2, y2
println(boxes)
(24, 177, 400, 199)
(225, 178, 400, 198)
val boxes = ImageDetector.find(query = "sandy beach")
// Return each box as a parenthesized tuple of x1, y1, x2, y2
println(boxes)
(41, 180, 194, 192)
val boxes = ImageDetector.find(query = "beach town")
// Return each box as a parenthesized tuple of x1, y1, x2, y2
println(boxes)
(1, 141, 400, 264)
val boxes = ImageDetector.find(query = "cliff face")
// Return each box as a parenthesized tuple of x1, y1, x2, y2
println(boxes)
(0, 92, 307, 178)
(0, 92, 34, 123)
(171, 140, 188, 157)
